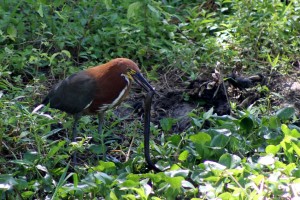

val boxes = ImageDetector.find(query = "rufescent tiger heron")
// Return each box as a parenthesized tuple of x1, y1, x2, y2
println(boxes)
(33, 58, 160, 171)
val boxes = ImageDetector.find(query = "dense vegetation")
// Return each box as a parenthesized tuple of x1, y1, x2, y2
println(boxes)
(1, 0, 300, 199)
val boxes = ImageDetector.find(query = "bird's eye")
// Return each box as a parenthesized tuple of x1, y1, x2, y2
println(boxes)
(123, 69, 136, 81)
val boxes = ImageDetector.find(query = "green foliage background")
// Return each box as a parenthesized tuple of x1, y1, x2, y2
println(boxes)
(1, 0, 300, 199)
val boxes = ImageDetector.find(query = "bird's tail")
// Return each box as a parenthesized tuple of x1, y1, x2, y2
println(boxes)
(32, 104, 45, 114)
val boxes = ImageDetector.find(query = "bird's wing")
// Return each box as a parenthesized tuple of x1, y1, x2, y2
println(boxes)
(43, 71, 97, 114)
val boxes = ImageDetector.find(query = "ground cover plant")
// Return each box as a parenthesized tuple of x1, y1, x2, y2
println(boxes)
(1, 0, 300, 199)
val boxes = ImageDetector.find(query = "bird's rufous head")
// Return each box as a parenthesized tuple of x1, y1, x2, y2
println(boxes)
(112, 58, 155, 92)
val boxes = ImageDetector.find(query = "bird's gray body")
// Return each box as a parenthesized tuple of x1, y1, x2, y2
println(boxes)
(42, 71, 96, 114)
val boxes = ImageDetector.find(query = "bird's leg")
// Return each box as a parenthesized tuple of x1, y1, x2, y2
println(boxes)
(98, 112, 106, 160)
(72, 113, 81, 164)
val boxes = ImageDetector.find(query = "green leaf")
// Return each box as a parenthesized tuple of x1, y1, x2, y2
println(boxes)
(254, 175, 265, 187)
(73, 173, 78, 188)
(292, 143, 300, 157)
(203, 107, 214, 120)
(122, 180, 139, 187)
(166, 176, 184, 189)
(219, 153, 241, 169)
(110, 190, 118, 200)
(89, 144, 105, 154)
(204, 161, 226, 171)
(210, 134, 229, 148)
(0, 174, 18, 190)
(178, 150, 189, 161)
(93, 172, 113, 185)
(290, 129, 300, 138)
(273, 54, 280, 67)
(93, 161, 116, 172)
(21, 191, 34, 199)
(132, 188, 148, 199)
(14, 178, 28, 191)
(265, 145, 281, 155)
(267, 53, 280, 68)
(147, 4, 160, 19)
(127, 2, 143, 19)
(276, 107, 295, 120)
(218, 192, 232, 199)
(189, 132, 211, 144)
(181, 180, 195, 189)
(167, 135, 181, 146)
(48, 141, 66, 157)
(269, 116, 280, 129)
(160, 118, 176, 132)
(281, 124, 290, 135)
(7, 26, 17, 41)
(10, 159, 34, 167)
(23, 151, 39, 162)
(240, 117, 254, 132)
(122, 194, 136, 199)
(285, 163, 296, 175)
(37, 4, 44, 17)
(50, 52, 60, 65)
(191, 117, 202, 127)
(102, 0, 112, 9)
(61, 50, 71, 58)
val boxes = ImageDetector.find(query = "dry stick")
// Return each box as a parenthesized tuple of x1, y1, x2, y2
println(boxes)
(125, 137, 135, 162)
(144, 91, 161, 172)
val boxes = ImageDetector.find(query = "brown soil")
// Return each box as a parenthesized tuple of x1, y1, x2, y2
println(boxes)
(116, 62, 300, 133)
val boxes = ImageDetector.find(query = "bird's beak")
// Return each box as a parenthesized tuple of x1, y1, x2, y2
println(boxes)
(133, 73, 155, 92)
